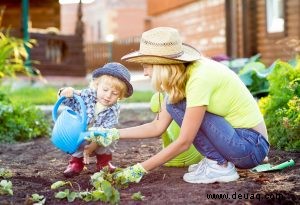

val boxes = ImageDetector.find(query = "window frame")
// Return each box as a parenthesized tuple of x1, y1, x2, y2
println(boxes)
(265, 0, 286, 37)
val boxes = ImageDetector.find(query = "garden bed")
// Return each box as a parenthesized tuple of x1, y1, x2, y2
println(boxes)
(0, 109, 299, 204)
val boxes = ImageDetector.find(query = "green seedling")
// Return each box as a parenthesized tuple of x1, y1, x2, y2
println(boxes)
(131, 191, 145, 201)
(89, 169, 121, 204)
(0, 168, 13, 178)
(0, 180, 13, 196)
(31, 193, 46, 205)
(53, 168, 121, 204)
(55, 189, 78, 202)
(51, 180, 72, 190)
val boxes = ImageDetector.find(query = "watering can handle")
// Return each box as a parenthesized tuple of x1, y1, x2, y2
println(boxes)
(52, 94, 87, 128)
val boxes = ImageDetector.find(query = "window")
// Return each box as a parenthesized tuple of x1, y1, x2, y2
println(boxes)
(266, 0, 285, 33)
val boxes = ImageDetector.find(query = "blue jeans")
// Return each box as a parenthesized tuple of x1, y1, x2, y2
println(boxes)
(166, 100, 269, 169)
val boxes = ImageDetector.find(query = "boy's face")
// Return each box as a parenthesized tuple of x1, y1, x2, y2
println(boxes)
(96, 81, 120, 106)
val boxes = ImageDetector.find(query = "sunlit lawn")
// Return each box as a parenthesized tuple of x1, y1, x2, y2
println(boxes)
(1, 85, 154, 105)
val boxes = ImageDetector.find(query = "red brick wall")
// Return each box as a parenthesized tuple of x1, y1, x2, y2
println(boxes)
(148, 0, 196, 15)
(256, 0, 300, 65)
(148, 0, 226, 57)
(114, 8, 147, 39)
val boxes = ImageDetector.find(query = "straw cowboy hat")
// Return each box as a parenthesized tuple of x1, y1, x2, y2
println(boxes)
(121, 27, 201, 64)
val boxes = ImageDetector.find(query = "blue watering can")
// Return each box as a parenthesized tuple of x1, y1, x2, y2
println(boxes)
(51, 95, 105, 154)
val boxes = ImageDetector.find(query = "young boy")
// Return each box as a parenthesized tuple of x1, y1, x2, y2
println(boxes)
(58, 62, 133, 177)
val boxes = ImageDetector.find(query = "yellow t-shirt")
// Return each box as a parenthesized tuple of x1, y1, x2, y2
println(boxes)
(186, 57, 263, 128)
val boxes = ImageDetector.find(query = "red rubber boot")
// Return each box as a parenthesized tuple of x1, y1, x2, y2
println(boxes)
(96, 154, 116, 172)
(63, 156, 84, 178)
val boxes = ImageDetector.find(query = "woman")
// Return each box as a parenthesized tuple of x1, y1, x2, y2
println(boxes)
(90, 27, 269, 184)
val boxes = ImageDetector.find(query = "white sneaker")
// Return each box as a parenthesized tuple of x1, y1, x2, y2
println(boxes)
(183, 160, 239, 184)
(188, 158, 208, 172)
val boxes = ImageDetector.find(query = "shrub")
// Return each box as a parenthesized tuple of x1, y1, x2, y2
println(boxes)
(258, 60, 300, 151)
(0, 91, 50, 143)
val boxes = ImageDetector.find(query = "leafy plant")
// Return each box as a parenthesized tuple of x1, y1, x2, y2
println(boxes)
(258, 60, 300, 151)
(0, 99, 51, 143)
(55, 189, 78, 203)
(0, 180, 13, 195)
(131, 191, 145, 201)
(0, 30, 37, 79)
(0, 6, 39, 79)
(51, 167, 122, 204)
(51, 180, 73, 190)
(0, 168, 13, 178)
(30, 193, 46, 205)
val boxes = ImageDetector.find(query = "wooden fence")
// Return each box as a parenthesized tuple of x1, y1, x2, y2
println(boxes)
(85, 36, 142, 72)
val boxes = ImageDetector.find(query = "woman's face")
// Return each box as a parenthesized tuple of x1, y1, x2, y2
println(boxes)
(142, 64, 153, 77)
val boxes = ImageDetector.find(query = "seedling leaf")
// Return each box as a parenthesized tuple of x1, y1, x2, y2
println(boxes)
(131, 191, 145, 201)
(51, 180, 72, 189)
(0, 168, 13, 178)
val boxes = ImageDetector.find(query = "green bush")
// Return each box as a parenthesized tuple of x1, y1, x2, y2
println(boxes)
(258, 60, 300, 151)
(0, 91, 50, 143)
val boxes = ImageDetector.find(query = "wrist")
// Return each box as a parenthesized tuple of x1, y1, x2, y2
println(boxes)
(136, 163, 148, 174)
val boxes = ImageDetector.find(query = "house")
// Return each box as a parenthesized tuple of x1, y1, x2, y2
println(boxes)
(146, 0, 300, 65)
(60, 0, 147, 43)
(2, 0, 299, 77)
(1, 0, 86, 76)
(1, 0, 146, 76)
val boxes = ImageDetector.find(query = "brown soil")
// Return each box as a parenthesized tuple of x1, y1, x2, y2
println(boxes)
(0, 109, 299, 205)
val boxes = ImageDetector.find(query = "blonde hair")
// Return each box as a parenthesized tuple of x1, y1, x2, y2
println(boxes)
(151, 64, 187, 104)
(90, 75, 127, 99)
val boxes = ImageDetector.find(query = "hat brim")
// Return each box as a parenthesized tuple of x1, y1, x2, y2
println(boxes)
(93, 69, 133, 97)
(121, 43, 201, 64)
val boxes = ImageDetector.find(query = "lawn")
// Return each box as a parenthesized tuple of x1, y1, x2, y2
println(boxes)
(1, 85, 154, 105)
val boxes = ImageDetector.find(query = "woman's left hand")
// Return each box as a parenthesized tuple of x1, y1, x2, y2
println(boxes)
(113, 163, 147, 184)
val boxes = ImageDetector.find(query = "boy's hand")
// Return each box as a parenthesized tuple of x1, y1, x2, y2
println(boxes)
(113, 163, 147, 184)
(83, 142, 98, 164)
(58, 87, 74, 98)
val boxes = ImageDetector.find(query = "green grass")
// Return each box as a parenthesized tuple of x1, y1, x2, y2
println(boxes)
(2, 86, 154, 105)
(3, 86, 58, 105)
(121, 90, 154, 103)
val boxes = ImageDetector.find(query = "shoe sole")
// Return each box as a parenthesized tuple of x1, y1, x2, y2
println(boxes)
(63, 172, 81, 178)
(183, 173, 240, 184)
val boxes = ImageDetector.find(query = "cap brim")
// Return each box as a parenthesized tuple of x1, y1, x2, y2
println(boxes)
(92, 69, 133, 97)
(121, 44, 201, 64)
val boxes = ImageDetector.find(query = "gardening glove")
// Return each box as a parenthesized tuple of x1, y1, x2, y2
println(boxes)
(85, 128, 120, 147)
(113, 163, 147, 184)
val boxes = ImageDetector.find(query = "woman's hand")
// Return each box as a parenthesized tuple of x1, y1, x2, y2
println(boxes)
(113, 163, 147, 184)
(85, 128, 120, 147)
